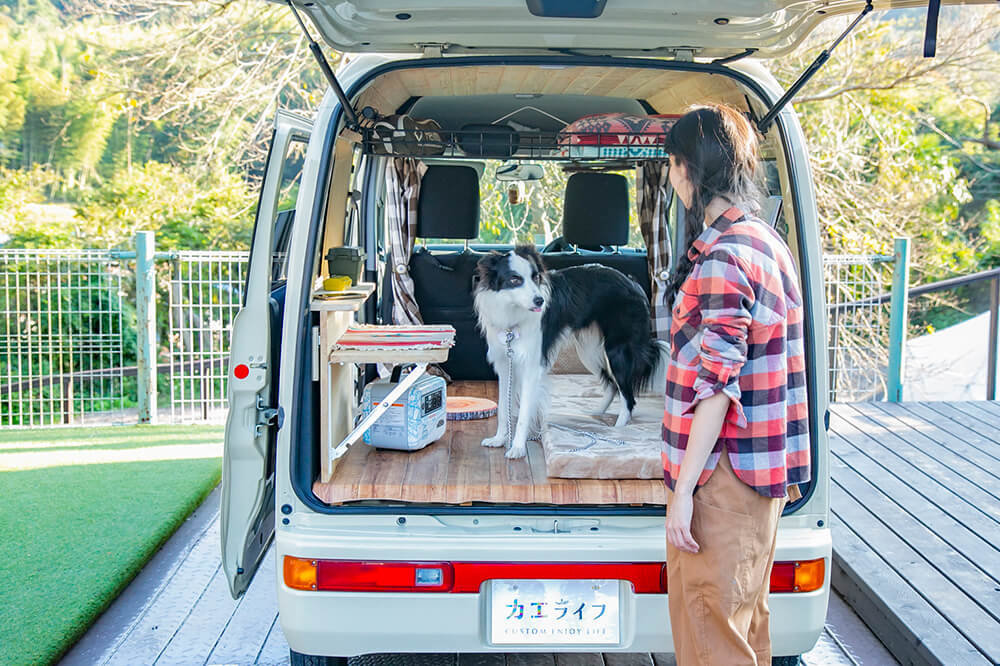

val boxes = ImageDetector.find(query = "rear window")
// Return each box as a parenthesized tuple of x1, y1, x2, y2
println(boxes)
(418, 160, 644, 249)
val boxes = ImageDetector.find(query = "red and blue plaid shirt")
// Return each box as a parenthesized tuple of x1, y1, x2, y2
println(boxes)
(662, 206, 810, 498)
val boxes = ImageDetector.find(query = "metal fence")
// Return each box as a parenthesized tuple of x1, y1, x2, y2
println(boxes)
(168, 251, 247, 423)
(0, 238, 902, 427)
(824, 253, 895, 403)
(0, 241, 248, 427)
(0, 250, 128, 426)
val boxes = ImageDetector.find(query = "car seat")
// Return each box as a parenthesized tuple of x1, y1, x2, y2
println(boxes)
(408, 165, 495, 380)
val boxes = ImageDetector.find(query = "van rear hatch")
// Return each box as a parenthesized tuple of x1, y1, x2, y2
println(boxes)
(283, 0, 989, 58)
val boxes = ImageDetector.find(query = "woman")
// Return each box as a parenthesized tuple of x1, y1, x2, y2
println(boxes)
(661, 105, 810, 665)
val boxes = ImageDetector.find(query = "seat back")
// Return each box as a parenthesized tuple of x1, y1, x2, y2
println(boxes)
(543, 173, 650, 297)
(409, 165, 494, 379)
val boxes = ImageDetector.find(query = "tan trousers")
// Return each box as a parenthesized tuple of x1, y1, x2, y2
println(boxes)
(666, 453, 786, 666)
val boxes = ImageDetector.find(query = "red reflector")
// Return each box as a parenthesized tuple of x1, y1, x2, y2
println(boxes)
(233, 364, 250, 379)
(451, 562, 665, 594)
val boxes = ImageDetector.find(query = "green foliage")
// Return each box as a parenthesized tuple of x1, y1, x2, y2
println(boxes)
(771, 8, 1000, 297)
(75, 161, 256, 250)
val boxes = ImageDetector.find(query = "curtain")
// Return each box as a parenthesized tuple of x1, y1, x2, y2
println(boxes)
(637, 162, 673, 340)
(386, 157, 427, 325)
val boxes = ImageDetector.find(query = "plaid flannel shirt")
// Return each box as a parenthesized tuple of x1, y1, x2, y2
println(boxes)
(662, 207, 810, 498)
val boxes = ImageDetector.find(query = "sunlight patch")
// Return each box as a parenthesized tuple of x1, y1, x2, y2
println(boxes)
(0, 443, 223, 471)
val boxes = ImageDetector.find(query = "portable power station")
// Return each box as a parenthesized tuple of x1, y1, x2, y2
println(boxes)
(361, 371, 447, 451)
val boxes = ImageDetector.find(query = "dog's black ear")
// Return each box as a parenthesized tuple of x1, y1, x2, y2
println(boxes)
(514, 244, 546, 275)
(475, 251, 504, 289)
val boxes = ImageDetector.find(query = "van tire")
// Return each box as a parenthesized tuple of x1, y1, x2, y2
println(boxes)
(289, 649, 349, 666)
(771, 657, 802, 666)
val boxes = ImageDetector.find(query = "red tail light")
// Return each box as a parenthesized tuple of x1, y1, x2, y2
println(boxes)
(284, 557, 824, 594)
(769, 558, 825, 593)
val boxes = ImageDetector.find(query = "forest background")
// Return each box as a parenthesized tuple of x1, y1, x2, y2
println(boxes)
(0, 0, 998, 331)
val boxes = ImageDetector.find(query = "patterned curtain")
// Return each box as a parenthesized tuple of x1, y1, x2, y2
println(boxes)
(637, 161, 673, 340)
(386, 157, 427, 325)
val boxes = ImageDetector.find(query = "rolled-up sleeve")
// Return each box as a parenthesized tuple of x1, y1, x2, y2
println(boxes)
(683, 249, 753, 427)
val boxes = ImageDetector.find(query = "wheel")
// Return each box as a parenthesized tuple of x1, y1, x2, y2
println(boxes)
(771, 656, 802, 666)
(289, 648, 349, 666)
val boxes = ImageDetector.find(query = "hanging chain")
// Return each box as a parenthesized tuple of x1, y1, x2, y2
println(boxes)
(504, 329, 516, 448)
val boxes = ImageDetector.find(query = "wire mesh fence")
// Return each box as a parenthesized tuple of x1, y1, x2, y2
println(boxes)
(824, 253, 895, 403)
(167, 251, 248, 423)
(0, 241, 895, 427)
(0, 249, 128, 426)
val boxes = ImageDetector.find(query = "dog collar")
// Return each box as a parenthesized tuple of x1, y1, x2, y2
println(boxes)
(502, 327, 519, 343)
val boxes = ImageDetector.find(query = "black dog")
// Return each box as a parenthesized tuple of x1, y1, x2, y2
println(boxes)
(474, 245, 665, 458)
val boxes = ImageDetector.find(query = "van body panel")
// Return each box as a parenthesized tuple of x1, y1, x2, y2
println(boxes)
(274, 522, 831, 657)
(292, 0, 990, 58)
(227, 50, 835, 657)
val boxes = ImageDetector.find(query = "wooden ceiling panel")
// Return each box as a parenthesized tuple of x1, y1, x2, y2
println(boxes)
(354, 64, 753, 117)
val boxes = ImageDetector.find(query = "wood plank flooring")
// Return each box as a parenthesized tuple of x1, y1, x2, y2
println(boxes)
(829, 401, 1000, 666)
(313, 380, 668, 506)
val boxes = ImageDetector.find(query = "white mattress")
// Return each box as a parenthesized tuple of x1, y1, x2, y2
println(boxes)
(542, 374, 665, 480)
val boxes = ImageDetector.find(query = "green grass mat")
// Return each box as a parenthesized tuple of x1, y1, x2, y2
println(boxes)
(0, 425, 223, 666)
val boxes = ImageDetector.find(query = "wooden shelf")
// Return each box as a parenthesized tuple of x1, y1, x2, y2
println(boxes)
(329, 347, 450, 365)
(309, 282, 376, 312)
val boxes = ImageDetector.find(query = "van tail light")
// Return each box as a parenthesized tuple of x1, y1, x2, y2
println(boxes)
(769, 558, 825, 593)
(284, 558, 454, 592)
(283, 557, 824, 594)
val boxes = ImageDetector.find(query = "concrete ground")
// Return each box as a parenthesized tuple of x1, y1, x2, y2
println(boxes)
(61, 488, 896, 666)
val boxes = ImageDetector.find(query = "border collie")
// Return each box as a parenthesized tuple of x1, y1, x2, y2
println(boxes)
(474, 245, 665, 459)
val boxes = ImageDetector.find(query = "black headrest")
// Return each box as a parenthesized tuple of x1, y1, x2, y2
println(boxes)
(562, 173, 630, 247)
(417, 165, 480, 239)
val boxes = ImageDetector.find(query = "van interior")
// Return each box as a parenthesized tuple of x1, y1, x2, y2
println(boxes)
(277, 60, 804, 511)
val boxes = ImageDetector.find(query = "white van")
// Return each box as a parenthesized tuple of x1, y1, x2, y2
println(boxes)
(214, 2, 916, 663)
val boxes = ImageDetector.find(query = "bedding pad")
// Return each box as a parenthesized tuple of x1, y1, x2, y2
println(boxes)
(543, 374, 664, 479)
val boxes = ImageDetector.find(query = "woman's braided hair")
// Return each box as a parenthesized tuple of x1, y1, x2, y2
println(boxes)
(665, 105, 763, 306)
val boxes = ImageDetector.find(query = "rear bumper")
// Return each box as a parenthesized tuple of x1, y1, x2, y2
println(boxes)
(279, 586, 829, 657)
(274, 522, 831, 658)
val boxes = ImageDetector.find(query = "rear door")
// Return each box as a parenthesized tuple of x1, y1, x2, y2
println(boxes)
(221, 110, 311, 599)
(287, 0, 990, 58)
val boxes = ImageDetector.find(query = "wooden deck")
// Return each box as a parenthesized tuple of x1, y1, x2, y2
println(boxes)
(828, 401, 1000, 666)
(61, 488, 884, 666)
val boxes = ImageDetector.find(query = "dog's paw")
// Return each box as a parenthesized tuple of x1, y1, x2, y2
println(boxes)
(614, 412, 632, 428)
(481, 434, 507, 448)
(505, 445, 528, 459)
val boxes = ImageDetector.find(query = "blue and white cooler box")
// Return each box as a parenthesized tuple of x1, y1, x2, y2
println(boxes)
(361, 373, 447, 451)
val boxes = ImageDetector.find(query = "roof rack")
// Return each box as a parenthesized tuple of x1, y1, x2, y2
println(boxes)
(360, 126, 671, 162)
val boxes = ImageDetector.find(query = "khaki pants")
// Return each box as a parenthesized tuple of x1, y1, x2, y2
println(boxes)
(666, 454, 786, 666)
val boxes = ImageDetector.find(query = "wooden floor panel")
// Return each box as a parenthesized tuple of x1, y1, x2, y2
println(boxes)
(313, 380, 668, 506)
(829, 401, 1000, 666)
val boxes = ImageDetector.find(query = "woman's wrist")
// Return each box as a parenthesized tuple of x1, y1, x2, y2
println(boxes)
(673, 480, 696, 496)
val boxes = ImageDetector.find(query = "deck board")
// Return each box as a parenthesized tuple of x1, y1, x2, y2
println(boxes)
(829, 401, 1000, 666)
(829, 431, 1000, 583)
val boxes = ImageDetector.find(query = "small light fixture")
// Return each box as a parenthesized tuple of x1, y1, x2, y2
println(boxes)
(714, 17, 730, 25)
(395, 12, 411, 20)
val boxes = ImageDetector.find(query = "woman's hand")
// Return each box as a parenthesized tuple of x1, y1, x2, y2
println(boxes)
(666, 491, 700, 554)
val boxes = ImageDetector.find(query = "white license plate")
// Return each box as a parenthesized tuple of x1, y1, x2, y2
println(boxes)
(489, 579, 621, 646)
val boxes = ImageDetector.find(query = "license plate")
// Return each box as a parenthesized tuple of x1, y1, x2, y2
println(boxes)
(489, 579, 621, 646)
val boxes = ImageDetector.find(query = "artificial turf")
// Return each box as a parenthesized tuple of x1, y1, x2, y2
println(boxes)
(0, 425, 223, 666)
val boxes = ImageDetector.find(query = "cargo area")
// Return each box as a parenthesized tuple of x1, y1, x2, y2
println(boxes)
(300, 59, 805, 511)
(313, 377, 670, 506)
